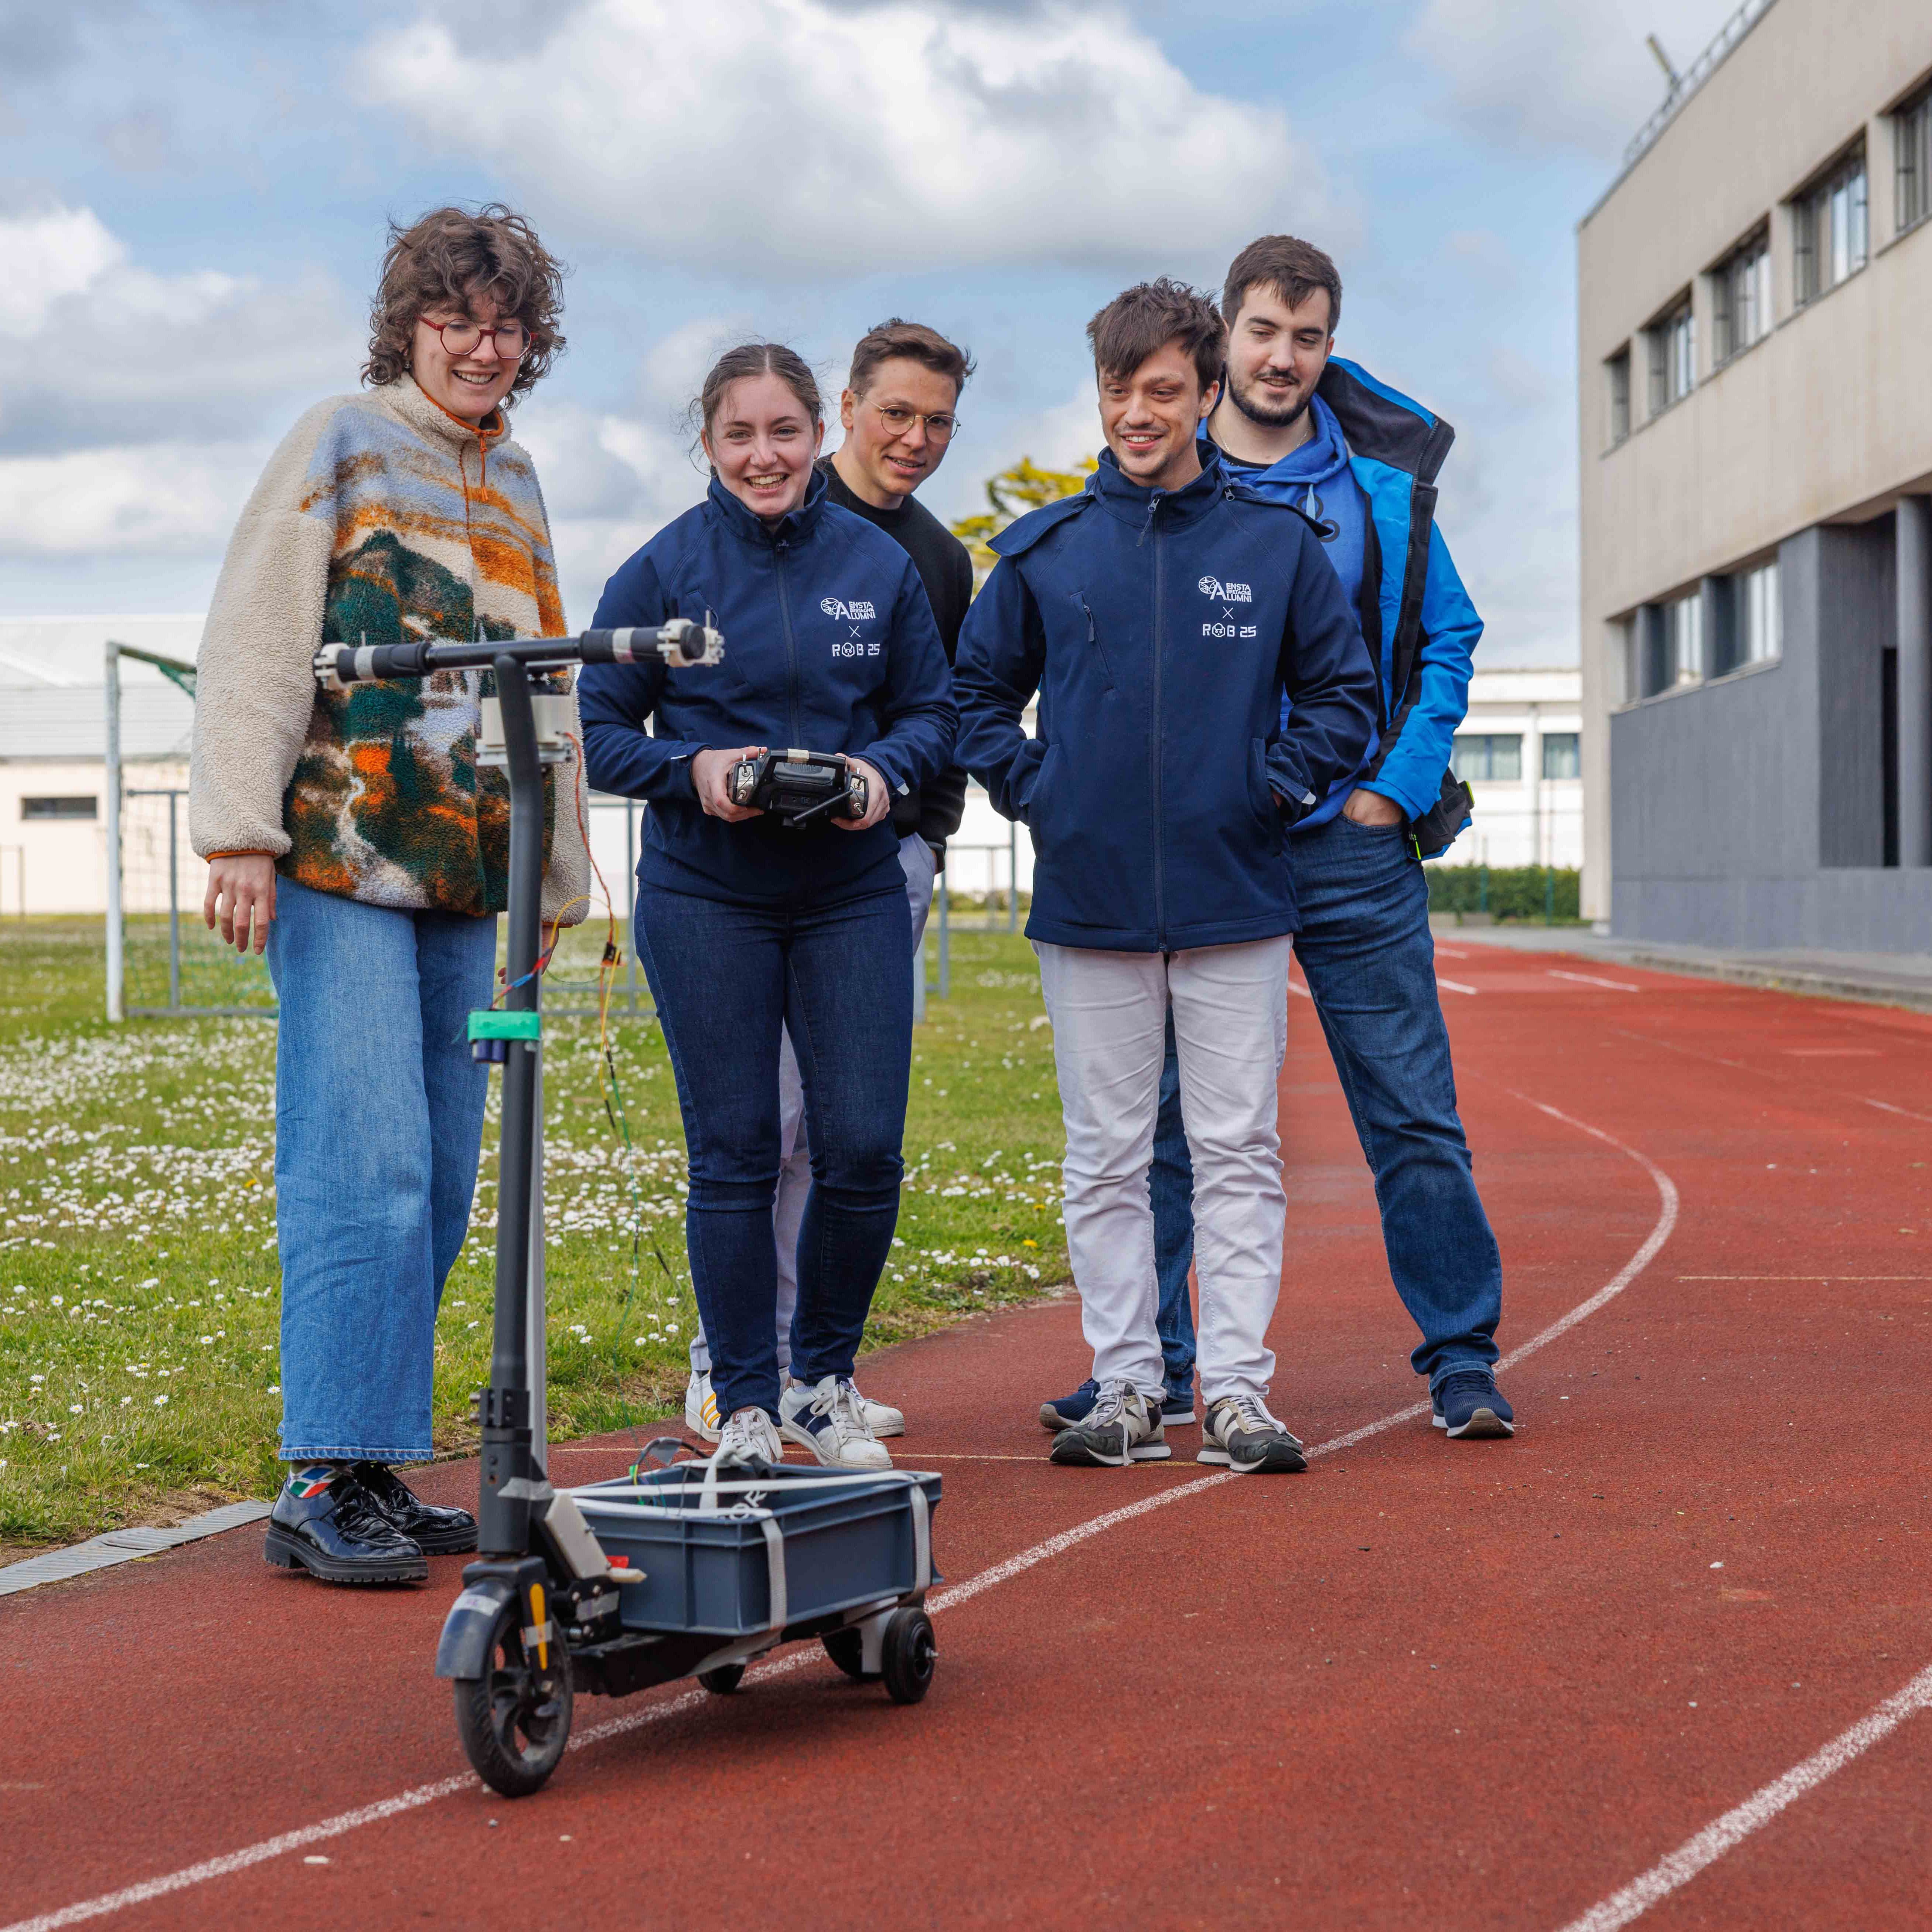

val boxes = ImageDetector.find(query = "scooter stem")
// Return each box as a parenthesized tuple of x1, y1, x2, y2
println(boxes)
(478, 657, 548, 1557)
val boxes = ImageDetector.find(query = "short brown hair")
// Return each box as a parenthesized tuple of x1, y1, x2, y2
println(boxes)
(848, 318, 974, 398)
(695, 342, 824, 445)
(1086, 278, 1225, 395)
(363, 204, 567, 403)
(1220, 235, 1342, 335)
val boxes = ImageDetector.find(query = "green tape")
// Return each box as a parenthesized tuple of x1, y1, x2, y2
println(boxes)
(468, 1009, 541, 1042)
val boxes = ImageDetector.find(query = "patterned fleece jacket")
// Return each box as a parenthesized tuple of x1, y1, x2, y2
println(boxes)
(189, 375, 589, 924)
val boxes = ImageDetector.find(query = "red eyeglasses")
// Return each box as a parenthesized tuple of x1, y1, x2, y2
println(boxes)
(427, 318, 529, 358)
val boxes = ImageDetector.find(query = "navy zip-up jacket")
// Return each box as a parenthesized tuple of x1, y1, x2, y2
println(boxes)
(954, 447, 1377, 952)
(579, 469, 957, 907)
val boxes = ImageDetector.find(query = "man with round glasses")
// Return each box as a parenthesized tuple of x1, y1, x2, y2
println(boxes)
(684, 317, 976, 1448)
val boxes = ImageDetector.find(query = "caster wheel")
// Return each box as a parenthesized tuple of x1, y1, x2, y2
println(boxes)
(453, 1596, 573, 1797)
(822, 1627, 871, 1681)
(698, 1663, 746, 1695)
(879, 1607, 936, 1706)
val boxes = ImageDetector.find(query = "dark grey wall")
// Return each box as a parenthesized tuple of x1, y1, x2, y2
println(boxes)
(1611, 516, 1930, 951)
(1811, 518, 1895, 868)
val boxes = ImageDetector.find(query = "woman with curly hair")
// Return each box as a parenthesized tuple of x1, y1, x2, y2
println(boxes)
(189, 204, 588, 1585)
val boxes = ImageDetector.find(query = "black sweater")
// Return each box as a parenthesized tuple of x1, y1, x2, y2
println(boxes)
(817, 456, 972, 851)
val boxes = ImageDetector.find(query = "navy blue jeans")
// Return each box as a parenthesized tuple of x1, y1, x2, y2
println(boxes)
(1152, 813, 1502, 1391)
(635, 879, 913, 1423)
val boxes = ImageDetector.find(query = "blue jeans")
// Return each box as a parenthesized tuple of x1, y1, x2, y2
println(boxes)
(265, 876, 497, 1462)
(636, 879, 913, 1423)
(1149, 1013, 1197, 1394)
(1152, 816, 1502, 1389)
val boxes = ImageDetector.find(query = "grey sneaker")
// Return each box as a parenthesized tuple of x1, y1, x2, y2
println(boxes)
(780, 1375, 893, 1470)
(712, 1406, 783, 1470)
(1048, 1379, 1171, 1466)
(1197, 1394, 1307, 1474)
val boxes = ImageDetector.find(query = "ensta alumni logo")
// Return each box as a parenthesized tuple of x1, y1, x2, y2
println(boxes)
(821, 595, 880, 658)
(1198, 575, 1258, 640)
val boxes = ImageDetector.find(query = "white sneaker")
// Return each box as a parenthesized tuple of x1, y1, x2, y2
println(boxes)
(712, 1405, 783, 1470)
(779, 1375, 893, 1470)
(685, 1369, 721, 1444)
(854, 1384, 904, 1438)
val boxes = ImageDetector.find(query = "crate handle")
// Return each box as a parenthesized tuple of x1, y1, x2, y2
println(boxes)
(909, 1478, 930, 1592)
(760, 1515, 787, 1632)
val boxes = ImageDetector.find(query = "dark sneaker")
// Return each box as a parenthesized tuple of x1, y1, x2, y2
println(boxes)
(1161, 1383, 1196, 1428)
(1197, 1394, 1306, 1473)
(1432, 1369, 1515, 1439)
(1038, 1377, 1099, 1432)
(263, 1466, 427, 1585)
(354, 1461, 478, 1554)
(1049, 1380, 1171, 1466)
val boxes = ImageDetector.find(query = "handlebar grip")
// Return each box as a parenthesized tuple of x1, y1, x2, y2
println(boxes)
(312, 640, 432, 687)
(579, 622, 725, 669)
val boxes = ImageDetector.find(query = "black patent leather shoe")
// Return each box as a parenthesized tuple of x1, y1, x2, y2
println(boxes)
(263, 1466, 427, 1584)
(352, 1461, 479, 1554)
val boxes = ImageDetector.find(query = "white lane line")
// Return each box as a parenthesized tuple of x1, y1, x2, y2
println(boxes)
(1554, 1662, 1932, 1932)
(1434, 945, 1472, 959)
(1288, 978, 1313, 999)
(4, 1092, 1676, 1932)
(1437, 977, 1479, 996)
(1867, 1097, 1932, 1125)
(1547, 969, 1640, 994)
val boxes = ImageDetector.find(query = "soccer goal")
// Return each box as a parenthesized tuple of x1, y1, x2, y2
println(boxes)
(104, 638, 654, 1023)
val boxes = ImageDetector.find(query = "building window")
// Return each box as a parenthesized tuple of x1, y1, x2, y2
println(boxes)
(1450, 734, 1523, 783)
(1541, 733, 1581, 780)
(1740, 559, 1781, 665)
(1606, 350, 1631, 446)
(1712, 228, 1772, 364)
(1793, 148, 1868, 304)
(1647, 298, 1694, 414)
(21, 796, 98, 821)
(1667, 592, 1704, 685)
(1899, 88, 1932, 233)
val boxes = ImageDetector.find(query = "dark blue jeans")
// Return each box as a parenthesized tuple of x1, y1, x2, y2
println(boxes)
(635, 879, 913, 1423)
(1149, 1013, 1197, 1394)
(1152, 814, 1502, 1391)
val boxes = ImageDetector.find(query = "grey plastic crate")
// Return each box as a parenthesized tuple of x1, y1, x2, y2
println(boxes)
(570, 1465, 941, 1638)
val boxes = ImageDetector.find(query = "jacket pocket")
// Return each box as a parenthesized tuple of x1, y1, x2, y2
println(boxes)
(1023, 743, 1060, 828)
(1247, 738, 1284, 848)
(1071, 593, 1120, 692)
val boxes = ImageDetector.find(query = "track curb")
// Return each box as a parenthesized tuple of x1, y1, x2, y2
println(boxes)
(0, 1498, 270, 1598)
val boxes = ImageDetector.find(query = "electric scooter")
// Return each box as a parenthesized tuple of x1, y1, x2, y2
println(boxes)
(312, 627, 941, 1798)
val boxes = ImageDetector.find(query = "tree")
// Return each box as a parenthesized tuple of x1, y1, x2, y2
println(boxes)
(951, 456, 1096, 589)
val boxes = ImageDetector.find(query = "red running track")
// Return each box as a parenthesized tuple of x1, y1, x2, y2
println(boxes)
(5, 949, 1932, 1931)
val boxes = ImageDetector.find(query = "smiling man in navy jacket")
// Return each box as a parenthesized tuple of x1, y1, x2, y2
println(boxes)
(955, 279, 1377, 1474)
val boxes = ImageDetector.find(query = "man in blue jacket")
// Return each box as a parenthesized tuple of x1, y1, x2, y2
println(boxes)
(956, 279, 1378, 1474)
(1039, 235, 1513, 1442)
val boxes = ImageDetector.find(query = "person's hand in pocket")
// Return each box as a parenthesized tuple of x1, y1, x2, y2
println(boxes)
(1341, 787, 1404, 827)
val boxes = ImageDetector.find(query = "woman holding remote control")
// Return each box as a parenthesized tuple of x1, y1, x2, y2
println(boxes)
(580, 343, 955, 1473)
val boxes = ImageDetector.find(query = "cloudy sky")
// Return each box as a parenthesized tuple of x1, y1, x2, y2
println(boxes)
(0, 0, 1743, 661)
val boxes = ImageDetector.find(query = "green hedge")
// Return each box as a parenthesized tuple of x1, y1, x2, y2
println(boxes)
(1425, 864, 1580, 921)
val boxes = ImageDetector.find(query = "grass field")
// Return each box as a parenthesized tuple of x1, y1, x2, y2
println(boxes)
(0, 911, 1068, 1551)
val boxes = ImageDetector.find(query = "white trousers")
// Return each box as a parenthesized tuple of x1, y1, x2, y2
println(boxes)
(1035, 936, 1293, 1405)
(691, 834, 938, 1376)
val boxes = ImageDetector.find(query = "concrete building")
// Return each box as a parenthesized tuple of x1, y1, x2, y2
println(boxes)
(0, 617, 201, 918)
(1578, 0, 1932, 948)
(1438, 667, 1582, 872)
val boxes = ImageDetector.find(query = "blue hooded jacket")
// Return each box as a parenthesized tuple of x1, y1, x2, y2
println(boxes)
(1298, 357, 1483, 855)
(579, 468, 957, 907)
(954, 446, 1378, 952)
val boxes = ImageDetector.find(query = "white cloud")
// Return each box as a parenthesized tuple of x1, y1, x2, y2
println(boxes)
(1405, 0, 1748, 159)
(0, 203, 123, 336)
(0, 440, 270, 556)
(0, 202, 361, 454)
(366, 0, 1319, 270)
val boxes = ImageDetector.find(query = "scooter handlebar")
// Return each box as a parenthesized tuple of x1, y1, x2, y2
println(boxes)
(313, 620, 726, 689)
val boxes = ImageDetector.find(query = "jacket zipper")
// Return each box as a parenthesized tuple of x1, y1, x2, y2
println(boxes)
(773, 539, 802, 750)
(1150, 496, 1166, 949)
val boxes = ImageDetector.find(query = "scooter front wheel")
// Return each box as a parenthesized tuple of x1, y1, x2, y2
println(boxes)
(453, 1596, 573, 1797)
